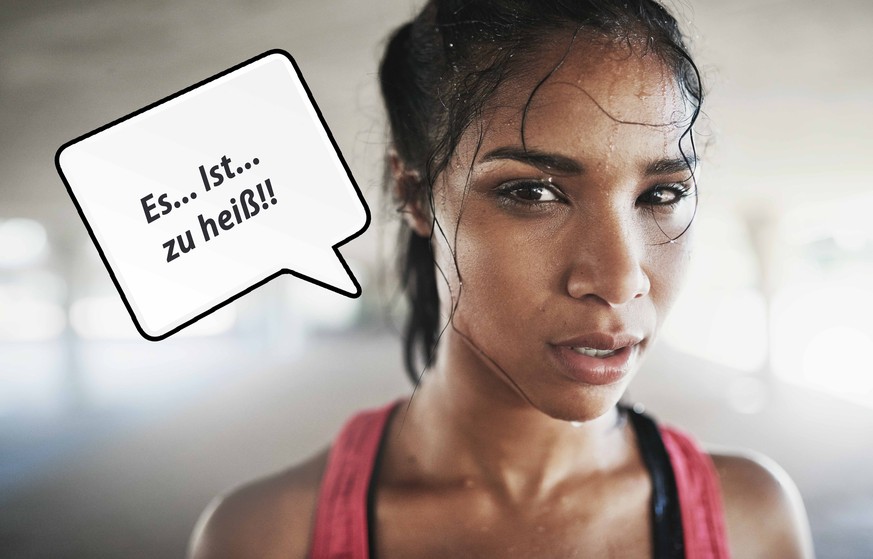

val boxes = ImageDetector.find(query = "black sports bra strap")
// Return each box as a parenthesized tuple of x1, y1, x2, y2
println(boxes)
(624, 404, 686, 559)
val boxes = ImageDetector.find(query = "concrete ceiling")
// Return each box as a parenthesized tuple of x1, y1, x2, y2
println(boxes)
(1, 0, 871, 261)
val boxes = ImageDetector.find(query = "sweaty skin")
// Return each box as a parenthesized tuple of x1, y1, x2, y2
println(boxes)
(188, 35, 815, 559)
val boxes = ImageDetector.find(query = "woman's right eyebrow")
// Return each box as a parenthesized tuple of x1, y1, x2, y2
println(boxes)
(480, 146, 584, 174)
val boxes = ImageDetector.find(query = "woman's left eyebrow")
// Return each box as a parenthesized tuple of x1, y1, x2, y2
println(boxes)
(480, 146, 583, 174)
(644, 156, 698, 176)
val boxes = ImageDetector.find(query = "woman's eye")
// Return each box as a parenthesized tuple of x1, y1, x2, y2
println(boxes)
(497, 181, 563, 204)
(639, 183, 694, 206)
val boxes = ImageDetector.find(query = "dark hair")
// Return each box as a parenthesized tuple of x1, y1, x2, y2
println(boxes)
(379, 0, 703, 384)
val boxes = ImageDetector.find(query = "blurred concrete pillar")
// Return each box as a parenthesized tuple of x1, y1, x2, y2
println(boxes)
(743, 206, 783, 380)
(52, 229, 88, 413)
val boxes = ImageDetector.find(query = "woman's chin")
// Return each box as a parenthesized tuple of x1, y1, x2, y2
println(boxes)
(530, 386, 628, 425)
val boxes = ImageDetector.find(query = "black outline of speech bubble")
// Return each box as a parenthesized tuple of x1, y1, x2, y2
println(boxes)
(55, 49, 371, 342)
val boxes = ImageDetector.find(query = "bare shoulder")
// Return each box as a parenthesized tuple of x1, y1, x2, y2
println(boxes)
(709, 449, 815, 559)
(187, 448, 330, 559)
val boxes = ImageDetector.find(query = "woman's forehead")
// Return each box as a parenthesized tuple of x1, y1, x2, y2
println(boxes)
(454, 39, 692, 168)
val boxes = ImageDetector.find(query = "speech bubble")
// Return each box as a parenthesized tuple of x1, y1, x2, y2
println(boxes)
(56, 49, 370, 341)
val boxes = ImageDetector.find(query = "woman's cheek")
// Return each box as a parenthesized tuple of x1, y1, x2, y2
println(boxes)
(650, 233, 694, 326)
(458, 229, 548, 317)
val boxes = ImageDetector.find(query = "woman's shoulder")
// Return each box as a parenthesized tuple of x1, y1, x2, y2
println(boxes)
(186, 447, 330, 559)
(187, 400, 398, 559)
(707, 448, 815, 559)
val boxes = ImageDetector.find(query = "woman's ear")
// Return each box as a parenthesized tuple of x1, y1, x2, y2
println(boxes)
(390, 149, 433, 237)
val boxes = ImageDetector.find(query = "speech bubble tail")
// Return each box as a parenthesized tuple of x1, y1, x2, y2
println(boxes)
(290, 248, 361, 298)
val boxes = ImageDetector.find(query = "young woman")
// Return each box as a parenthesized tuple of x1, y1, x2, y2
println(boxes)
(189, 1, 815, 557)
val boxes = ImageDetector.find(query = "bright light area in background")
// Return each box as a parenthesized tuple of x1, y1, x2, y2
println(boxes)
(771, 193, 873, 407)
(805, 327, 873, 394)
(661, 210, 768, 372)
(0, 218, 48, 268)
(662, 192, 873, 409)
(0, 269, 67, 342)
(70, 294, 237, 339)
(773, 285, 873, 397)
(0, 346, 67, 417)
(76, 337, 292, 410)
(0, 289, 65, 341)
(283, 258, 364, 332)
(0, 220, 61, 341)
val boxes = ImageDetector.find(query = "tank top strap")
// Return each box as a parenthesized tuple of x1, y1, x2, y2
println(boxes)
(626, 405, 686, 558)
(659, 424, 732, 559)
(308, 400, 400, 559)
(626, 405, 732, 559)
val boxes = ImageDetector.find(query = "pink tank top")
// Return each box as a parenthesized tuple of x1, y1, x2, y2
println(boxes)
(308, 400, 730, 558)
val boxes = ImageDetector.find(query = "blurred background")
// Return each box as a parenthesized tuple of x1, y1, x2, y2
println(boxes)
(1, 0, 872, 557)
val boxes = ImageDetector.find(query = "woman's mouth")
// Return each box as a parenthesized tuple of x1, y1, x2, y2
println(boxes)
(549, 334, 643, 385)
(570, 346, 619, 358)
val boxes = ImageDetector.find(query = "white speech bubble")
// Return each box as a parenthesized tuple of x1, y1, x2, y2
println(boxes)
(56, 50, 370, 341)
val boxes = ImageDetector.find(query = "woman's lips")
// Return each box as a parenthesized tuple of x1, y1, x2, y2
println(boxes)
(550, 342, 640, 385)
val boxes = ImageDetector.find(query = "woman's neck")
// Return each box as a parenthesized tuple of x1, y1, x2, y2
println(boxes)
(389, 334, 635, 504)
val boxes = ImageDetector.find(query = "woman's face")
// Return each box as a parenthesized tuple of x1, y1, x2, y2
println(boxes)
(425, 37, 697, 422)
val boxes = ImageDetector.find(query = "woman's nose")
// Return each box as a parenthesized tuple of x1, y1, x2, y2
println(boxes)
(564, 210, 651, 307)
